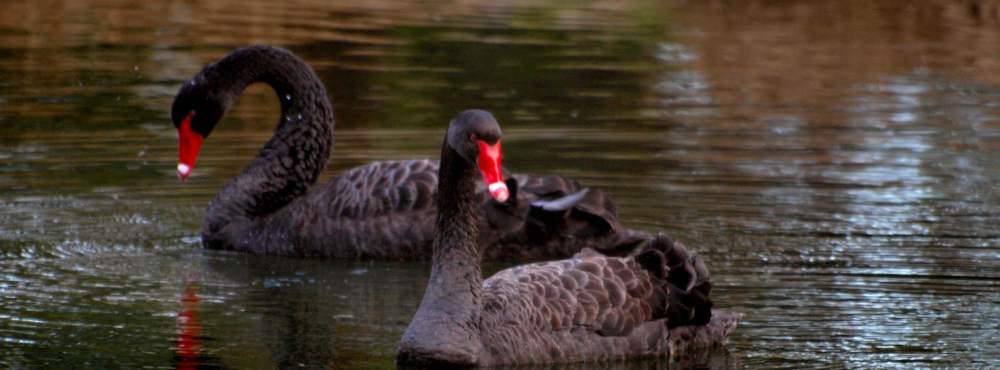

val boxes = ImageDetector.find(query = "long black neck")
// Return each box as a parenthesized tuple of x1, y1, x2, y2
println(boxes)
(398, 140, 485, 364)
(202, 46, 334, 239)
(428, 142, 484, 308)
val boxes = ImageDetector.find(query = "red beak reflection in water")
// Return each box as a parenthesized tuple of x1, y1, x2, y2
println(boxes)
(174, 284, 202, 370)
(176, 111, 202, 182)
(476, 140, 508, 202)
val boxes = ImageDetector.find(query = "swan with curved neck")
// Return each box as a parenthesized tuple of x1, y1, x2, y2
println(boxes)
(397, 111, 741, 367)
(170, 46, 641, 260)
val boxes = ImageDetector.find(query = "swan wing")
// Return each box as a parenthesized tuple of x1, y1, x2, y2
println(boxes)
(482, 249, 658, 337)
(322, 159, 441, 218)
(482, 235, 715, 337)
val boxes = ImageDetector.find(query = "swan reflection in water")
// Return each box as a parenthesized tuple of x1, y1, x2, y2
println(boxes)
(175, 251, 742, 369)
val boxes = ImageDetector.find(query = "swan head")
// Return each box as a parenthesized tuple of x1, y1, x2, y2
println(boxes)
(447, 109, 509, 203)
(171, 74, 227, 182)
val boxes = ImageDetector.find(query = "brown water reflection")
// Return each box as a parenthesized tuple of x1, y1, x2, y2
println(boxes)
(1, 0, 999, 369)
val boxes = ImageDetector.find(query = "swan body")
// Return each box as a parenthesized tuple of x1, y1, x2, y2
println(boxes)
(171, 46, 640, 260)
(397, 110, 740, 367)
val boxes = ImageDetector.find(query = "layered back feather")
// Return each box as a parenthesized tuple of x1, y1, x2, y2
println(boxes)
(474, 234, 736, 366)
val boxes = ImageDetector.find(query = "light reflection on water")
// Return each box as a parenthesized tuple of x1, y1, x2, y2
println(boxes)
(1, 0, 1000, 369)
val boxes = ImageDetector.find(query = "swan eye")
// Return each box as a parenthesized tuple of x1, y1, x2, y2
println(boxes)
(468, 133, 476, 142)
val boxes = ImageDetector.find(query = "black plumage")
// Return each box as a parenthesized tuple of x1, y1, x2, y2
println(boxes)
(171, 46, 638, 260)
(397, 111, 741, 367)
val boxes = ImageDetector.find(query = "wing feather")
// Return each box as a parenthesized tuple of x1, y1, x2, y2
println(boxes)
(482, 248, 657, 338)
(319, 159, 440, 218)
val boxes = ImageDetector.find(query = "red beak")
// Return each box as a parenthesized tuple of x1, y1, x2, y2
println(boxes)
(176, 111, 202, 182)
(476, 140, 508, 202)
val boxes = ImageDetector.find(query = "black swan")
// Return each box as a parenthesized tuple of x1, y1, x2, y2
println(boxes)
(396, 110, 741, 367)
(170, 46, 641, 260)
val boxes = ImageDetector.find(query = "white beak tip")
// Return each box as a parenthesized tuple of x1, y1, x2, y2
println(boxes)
(488, 182, 509, 203)
(177, 163, 191, 181)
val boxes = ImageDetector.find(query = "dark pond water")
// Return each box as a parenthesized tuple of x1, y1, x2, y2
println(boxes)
(2, 0, 1000, 368)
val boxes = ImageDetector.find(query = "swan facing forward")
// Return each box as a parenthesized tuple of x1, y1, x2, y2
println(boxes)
(397, 110, 741, 367)
(170, 46, 645, 260)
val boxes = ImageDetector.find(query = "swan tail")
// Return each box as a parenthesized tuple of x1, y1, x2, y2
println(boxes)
(520, 176, 622, 242)
(632, 233, 716, 329)
(482, 175, 626, 253)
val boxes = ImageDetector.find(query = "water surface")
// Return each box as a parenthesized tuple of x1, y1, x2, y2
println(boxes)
(2, 0, 999, 368)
